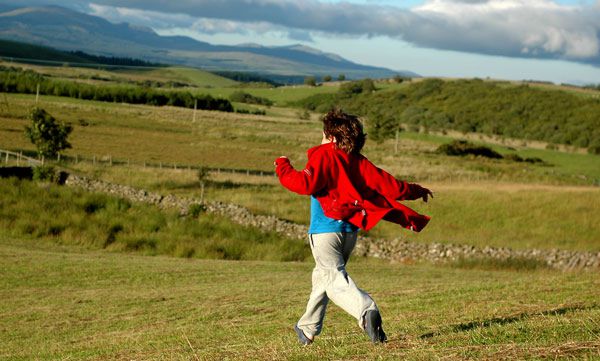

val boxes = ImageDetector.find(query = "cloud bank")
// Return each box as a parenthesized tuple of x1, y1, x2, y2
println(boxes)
(85, 0, 600, 65)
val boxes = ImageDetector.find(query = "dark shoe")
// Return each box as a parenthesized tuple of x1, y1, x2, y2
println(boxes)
(364, 310, 387, 343)
(294, 324, 313, 345)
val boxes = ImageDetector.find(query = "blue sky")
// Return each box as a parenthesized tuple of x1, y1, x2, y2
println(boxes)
(11, 0, 600, 84)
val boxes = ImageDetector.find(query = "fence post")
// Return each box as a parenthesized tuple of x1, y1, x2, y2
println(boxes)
(5, 152, 8, 164)
(109, 155, 112, 166)
(75, 154, 79, 164)
(93, 155, 96, 165)
(193, 98, 197, 123)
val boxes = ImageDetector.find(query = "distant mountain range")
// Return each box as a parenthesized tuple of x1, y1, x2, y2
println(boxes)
(0, 5, 416, 80)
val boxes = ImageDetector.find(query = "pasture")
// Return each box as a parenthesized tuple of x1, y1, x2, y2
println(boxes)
(1, 240, 599, 360)
(1, 65, 600, 359)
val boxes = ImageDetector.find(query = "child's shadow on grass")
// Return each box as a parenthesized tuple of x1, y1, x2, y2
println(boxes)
(419, 303, 599, 339)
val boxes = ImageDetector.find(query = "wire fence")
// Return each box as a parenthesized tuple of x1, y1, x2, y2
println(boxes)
(2, 148, 598, 186)
(0, 149, 276, 177)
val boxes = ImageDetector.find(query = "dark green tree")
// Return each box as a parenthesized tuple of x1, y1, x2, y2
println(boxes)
(304, 76, 317, 87)
(25, 107, 73, 158)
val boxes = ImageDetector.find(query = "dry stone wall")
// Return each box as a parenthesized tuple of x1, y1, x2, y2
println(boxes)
(65, 174, 600, 271)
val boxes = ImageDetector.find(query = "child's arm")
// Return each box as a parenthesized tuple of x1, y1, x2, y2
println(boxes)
(274, 155, 328, 196)
(360, 158, 432, 202)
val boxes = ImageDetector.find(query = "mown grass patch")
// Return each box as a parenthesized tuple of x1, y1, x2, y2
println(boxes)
(0, 242, 598, 360)
(450, 256, 551, 272)
(0, 177, 309, 262)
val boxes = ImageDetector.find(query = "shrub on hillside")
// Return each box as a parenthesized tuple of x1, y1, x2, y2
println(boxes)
(229, 91, 273, 106)
(339, 79, 376, 97)
(437, 140, 503, 159)
(32, 165, 58, 183)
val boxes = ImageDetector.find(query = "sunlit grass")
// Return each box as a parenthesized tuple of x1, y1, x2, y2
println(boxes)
(0, 178, 309, 262)
(1, 241, 598, 359)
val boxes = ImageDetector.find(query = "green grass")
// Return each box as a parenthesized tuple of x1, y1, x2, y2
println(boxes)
(0, 178, 309, 262)
(2, 92, 597, 185)
(1, 240, 599, 360)
(70, 164, 600, 253)
(2, 93, 599, 253)
(398, 131, 600, 184)
(369, 184, 600, 252)
(117, 66, 239, 88)
(195, 84, 339, 106)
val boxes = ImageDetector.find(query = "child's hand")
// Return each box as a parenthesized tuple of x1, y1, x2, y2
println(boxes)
(274, 156, 288, 166)
(422, 188, 434, 203)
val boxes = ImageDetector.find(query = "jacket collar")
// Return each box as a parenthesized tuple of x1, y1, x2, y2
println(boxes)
(307, 142, 337, 158)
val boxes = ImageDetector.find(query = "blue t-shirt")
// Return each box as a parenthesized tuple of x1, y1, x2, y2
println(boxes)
(308, 196, 358, 234)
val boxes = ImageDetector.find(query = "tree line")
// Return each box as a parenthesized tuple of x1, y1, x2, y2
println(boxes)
(0, 66, 233, 112)
(297, 78, 600, 154)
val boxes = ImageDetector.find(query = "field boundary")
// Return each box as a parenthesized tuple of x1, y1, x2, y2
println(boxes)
(0, 148, 275, 177)
(63, 173, 600, 271)
(0, 149, 41, 166)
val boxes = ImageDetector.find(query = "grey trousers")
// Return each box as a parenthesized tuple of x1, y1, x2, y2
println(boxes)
(297, 232, 379, 338)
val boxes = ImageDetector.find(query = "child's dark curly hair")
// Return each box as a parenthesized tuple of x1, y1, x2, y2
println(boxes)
(322, 109, 366, 155)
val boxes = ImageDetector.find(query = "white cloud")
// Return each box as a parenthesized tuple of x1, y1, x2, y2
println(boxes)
(413, 0, 599, 60)
(84, 0, 600, 65)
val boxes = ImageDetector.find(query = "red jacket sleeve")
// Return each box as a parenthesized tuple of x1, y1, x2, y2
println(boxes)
(359, 158, 427, 201)
(275, 153, 328, 196)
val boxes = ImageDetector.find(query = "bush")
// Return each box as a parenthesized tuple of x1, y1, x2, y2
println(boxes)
(229, 91, 273, 106)
(188, 203, 206, 218)
(339, 79, 376, 97)
(304, 76, 317, 87)
(32, 165, 58, 183)
(437, 140, 503, 159)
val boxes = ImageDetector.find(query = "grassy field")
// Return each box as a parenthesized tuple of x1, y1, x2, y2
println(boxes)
(1, 239, 599, 360)
(118, 66, 239, 88)
(195, 84, 340, 106)
(0, 61, 239, 88)
(2, 64, 600, 360)
(2, 92, 599, 252)
(0, 178, 308, 262)
(77, 165, 600, 252)
(3, 92, 599, 183)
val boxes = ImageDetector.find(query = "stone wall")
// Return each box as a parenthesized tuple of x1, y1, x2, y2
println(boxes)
(65, 174, 600, 271)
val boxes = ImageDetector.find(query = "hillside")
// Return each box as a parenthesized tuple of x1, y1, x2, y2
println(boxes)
(0, 5, 409, 81)
(297, 78, 600, 152)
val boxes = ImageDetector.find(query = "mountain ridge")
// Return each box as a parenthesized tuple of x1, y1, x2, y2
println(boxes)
(0, 5, 417, 80)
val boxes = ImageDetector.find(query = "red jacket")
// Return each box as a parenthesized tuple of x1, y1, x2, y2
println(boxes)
(275, 143, 431, 232)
